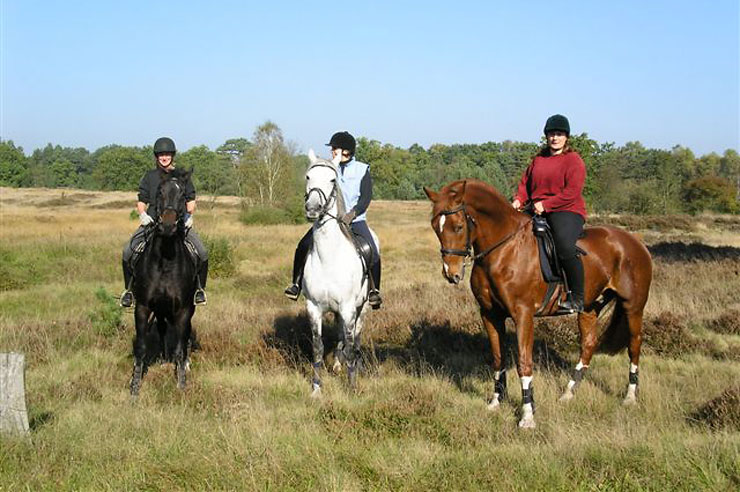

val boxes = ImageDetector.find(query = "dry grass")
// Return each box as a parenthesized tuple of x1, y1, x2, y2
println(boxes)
(1, 187, 739, 489)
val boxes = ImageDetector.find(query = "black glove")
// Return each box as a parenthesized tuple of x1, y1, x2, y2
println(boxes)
(341, 209, 356, 225)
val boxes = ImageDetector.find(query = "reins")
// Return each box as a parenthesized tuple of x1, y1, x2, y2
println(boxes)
(435, 202, 531, 266)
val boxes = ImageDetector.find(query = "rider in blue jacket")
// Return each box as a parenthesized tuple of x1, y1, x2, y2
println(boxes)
(284, 131, 382, 309)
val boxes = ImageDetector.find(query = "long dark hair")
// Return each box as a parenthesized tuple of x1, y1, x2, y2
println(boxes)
(536, 138, 575, 157)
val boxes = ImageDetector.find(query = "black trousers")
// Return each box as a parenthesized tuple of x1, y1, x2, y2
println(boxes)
(292, 221, 381, 289)
(546, 211, 585, 299)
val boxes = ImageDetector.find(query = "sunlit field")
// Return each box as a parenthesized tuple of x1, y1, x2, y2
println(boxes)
(1, 186, 739, 490)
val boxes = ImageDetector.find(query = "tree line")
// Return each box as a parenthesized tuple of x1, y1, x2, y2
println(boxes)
(1, 121, 738, 214)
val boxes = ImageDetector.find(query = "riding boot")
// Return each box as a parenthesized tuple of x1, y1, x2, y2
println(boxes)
(559, 255, 584, 313)
(285, 231, 311, 300)
(194, 260, 208, 306)
(120, 260, 134, 308)
(368, 258, 382, 309)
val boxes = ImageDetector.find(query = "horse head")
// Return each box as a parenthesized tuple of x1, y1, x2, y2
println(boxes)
(424, 180, 477, 284)
(157, 168, 190, 236)
(304, 149, 342, 222)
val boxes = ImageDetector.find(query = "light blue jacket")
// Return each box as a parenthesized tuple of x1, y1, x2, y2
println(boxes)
(338, 159, 370, 223)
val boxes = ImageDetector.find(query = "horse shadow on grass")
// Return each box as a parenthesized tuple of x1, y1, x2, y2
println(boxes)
(265, 313, 574, 396)
(648, 242, 740, 263)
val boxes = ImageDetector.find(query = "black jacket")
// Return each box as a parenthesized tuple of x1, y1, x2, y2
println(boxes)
(137, 167, 196, 215)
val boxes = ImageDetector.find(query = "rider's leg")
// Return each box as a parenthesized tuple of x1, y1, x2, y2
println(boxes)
(548, 212, 585, 312)
(185, 230, 209, 305)
(350, 221, 382, 308)
(120, 227, 146, 307)
(285, 228, 313, 300)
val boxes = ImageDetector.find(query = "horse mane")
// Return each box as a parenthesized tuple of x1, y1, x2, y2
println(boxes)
(441, 179, 518, 222)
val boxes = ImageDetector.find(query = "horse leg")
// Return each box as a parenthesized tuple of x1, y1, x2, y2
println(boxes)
(512, 308, 536, 429)
(623, 308, 643, 405)
(130, 304, 151, 399)
(340, 308, 362, 392)
(173, 309, 193, 391)
(560, 309, 599, 402)
(306, 301, 324, 397)
(481, 308, 508, 410)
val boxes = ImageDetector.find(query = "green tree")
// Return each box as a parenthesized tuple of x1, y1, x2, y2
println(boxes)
(178, 145, 236, 195)
(92, 145, 152, 191)
(239, 121, 295, 205)
(682, 176, 739, 214)
(718, 149, 740, 201)
(0, 140, 29, 187)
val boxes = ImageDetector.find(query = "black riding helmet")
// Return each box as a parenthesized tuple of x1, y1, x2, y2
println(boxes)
(326, 131, 356, 155)
(543, 114, 570, 137)
(153, 137, 177, 155)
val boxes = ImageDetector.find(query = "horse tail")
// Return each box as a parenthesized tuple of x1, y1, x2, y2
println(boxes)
(597, 298, 630, 355)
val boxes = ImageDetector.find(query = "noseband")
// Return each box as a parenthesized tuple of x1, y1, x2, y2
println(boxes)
(305, 163, 339, 221)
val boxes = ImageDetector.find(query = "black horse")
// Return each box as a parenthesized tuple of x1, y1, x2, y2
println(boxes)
(130, 168, 199, 397)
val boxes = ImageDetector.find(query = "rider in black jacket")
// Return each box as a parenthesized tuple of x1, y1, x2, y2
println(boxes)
(119, 137, 209, 307)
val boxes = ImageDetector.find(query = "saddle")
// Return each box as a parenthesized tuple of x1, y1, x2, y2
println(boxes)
(128, 229, 203, 273)
(351, 231, 375, 280)
(531, 215, 587, 316)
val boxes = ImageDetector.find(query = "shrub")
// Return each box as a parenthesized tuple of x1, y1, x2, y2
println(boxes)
(88, 287, 123, 338)
(239, 201, 304, 226)
(202, 235, 236, 278)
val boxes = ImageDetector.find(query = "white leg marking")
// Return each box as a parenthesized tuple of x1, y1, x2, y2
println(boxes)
(623, 363, 639, 405)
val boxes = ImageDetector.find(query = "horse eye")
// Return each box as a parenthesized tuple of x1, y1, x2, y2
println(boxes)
(331, 179, 336, 183)
(454, 224, 464, 232)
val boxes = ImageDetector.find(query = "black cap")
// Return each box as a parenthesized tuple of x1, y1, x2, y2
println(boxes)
(153, 137, 177, 155)
(326, 131, 356, 155)
(543, 115, 570, 136)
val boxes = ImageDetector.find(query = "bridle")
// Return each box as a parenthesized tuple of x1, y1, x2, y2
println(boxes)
(157, 177, 187, 228)
(434, 201, 530, 273)
(305, 162, 340, 222)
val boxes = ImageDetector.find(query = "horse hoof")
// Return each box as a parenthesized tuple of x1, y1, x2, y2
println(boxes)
(518, 417, 536, 429)
(310, 385, 322, 398)
(486, 399, 501, 411)
(622, 395, 637, 406)
(559, 391, 574, 403)
(332, 360, 342, 374)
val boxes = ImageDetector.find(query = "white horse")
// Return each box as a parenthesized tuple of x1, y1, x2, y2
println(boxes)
(303, 149, 379, 396)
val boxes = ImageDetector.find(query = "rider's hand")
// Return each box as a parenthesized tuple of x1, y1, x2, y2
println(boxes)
(512, 199, 521, 210)
(534, 201, 545, 215)
(341, 210, 356, 225)
(139, 212, 154, 226)
(184, 213, 193, 229)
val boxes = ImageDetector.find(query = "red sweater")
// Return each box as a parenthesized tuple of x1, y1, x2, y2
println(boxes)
(514, 151, 587, 218)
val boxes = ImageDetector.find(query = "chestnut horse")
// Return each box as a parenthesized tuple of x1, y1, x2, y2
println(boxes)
(424, 179, 652, 428)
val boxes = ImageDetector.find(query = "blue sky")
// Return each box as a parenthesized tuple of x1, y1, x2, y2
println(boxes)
(1, 1, 738, 157)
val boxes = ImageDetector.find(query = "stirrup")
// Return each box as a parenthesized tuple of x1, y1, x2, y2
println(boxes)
(120, 290, 134, 308)
(559, 296, 583, 314)
(194, 289, 207, 306)
(368, 289, 382, 310)
(284, 284, 300, 301)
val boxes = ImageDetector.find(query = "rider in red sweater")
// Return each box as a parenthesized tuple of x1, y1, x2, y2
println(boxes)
(512, 114, 586, 313)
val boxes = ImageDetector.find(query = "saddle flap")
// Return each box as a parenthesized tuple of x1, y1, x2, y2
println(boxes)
(352, 232, 375, 274)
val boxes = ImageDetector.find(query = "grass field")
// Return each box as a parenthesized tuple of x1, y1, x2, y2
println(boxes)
(1, 186, 739, 490)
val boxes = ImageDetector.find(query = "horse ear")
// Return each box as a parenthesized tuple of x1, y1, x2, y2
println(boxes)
(423, 186, 439, 202)
(448, 180, 466, 202)
(308, 148, 317, 164)
(331, 151, 342, 166)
